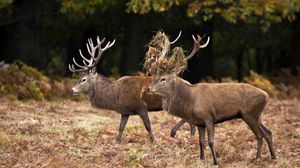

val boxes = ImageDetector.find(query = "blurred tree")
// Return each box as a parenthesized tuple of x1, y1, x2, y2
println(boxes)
(127, 0, 300, 26)
(0, 0, 55, 69)
(120, 14, 143, 75)
(0, 0, 300, 81)
(291, 13, 300, 74)
(127, 0, 300, 81)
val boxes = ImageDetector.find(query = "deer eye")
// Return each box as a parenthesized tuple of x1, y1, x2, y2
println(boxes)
(160, 78, 166, 83)
(81, 78, 87, 83)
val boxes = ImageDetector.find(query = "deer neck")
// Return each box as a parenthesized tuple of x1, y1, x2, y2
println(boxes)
(88, 74, 118, 110)
(163, 78, 194, 118)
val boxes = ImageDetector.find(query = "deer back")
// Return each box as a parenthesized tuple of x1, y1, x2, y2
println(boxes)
(115, 76, 162, 112)
(189, 83, 269, 123)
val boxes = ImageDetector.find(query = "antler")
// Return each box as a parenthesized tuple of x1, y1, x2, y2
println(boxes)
(69, 36, 115, 72)
(184, 35, 210, 61)
(159, 30, 182, 60)
(170, 31, 182, 44)
(145, 31, 209, 77)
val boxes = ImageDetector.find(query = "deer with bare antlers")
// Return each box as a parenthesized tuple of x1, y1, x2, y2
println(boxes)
(148, 34, 276, 165)
(69, 34, 195, 143)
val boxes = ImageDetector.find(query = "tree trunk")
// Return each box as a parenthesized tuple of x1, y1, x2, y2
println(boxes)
(256, 50, 261, 73)
(9, 0, 44, 69)
(120, 14, 143, 75)
(291, 15, 300, 75)
(237, 52, 243, 81)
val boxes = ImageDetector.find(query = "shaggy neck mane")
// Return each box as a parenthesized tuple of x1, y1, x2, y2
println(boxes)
(89, 74, 117, 110)
(163, 78, 193, 118)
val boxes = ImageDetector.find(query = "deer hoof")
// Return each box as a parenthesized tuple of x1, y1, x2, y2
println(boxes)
(116, 138, 122, 144)
(213, 160, 219, 165)
(171, 130, 176, 138)
(150, 137, 156, 143)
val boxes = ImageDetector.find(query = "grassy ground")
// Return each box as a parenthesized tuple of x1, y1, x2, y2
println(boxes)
(0, 97, 299, 168)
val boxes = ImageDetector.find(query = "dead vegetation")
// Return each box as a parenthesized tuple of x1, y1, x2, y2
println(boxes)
(143, 31, 188, 76)
(0, 97, 299, 167)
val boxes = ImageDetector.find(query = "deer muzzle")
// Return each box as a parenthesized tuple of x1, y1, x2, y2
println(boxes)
(71, 87, 80, 95)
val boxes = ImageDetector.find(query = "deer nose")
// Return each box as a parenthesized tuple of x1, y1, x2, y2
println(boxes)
(71, 88, 75, 94)
(71, 88, 77, 95)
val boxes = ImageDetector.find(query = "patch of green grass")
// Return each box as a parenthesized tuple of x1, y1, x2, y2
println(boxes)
(126, 124, 145, 132)
(128, 147, 147, 166)
(69, 147, 84, 157)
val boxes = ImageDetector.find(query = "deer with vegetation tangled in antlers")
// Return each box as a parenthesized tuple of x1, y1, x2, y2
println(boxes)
(69, 35, 194, 143)
(148, 34, 275, 165)
(144, 31, 205, 137)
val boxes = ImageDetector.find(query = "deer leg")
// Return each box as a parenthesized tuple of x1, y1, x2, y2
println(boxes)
(259, 123, 276, 159)
(198, 126, 206, 160)
(171, 119, 186, 137)
(206, 121, 218, 165)
(116, 114, 129, 144)
(189, 123, 196, 136)
(242, 116, 263, 160)
(138, 110, 155, 142)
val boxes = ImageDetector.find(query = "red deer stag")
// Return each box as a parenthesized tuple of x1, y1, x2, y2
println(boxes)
(144, 31, 198, 137)
(149, 34, 276, 165)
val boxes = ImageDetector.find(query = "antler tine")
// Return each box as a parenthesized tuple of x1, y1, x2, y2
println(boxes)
(87, 38, 98, 57)
(68, 64, 76, 72)
(170, 30, 182, 44)
(82, 60, 88, 66)
(192, 35, 198, 43)
(73, 57, 88, 69)
(104, 40, 116, 50)
(69, 47, 94, 73)
(200, 36, 210, 48)
(185, 35, 210, 61)
(88, 38, 94, 48)
(97, 36, 106, 45)
(92, 39, 116, 63)
(86, 43, 92, 56)
(69, 63, 85, 72)
(79, 49, 92, 64)
(70, 64, 79, 72)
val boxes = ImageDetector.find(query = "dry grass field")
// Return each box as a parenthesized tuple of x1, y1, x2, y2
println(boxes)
(0, 97, 299, 168)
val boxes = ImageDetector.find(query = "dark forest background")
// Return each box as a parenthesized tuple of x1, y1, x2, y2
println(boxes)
(1, 0, 300, 83)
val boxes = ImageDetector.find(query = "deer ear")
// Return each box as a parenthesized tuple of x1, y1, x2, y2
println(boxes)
(170, 71, 179, 77)
(169, 74, 177, 82)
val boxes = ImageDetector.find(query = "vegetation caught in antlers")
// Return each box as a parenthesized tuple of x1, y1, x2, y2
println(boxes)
(143, 31, 210, 76)
(143, 31, 181, 76)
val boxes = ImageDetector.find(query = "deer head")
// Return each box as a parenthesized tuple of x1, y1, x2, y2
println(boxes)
(149, 34, 210, 94)
(69, 36, 115, 94)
